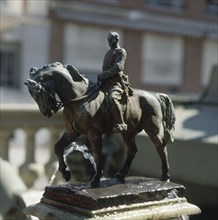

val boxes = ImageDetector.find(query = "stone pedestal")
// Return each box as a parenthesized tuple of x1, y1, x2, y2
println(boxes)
(24, 177, 201, 220)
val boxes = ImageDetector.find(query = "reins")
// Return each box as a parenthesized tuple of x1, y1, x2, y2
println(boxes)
(70, 83, 102, 103)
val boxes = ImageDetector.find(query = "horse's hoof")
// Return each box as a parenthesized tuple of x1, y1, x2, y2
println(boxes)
(91, 181, 100, 188)
(161, 174, 170, 182)
(63, 170, 71, 182)
(115, 173, 125, 184)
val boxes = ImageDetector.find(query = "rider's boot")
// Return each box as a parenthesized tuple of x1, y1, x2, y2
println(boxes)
(111, 101, 127, 133)
(112, 123, 127, 133)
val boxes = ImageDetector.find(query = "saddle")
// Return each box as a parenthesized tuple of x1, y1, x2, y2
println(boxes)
(81, 82, 133, 126)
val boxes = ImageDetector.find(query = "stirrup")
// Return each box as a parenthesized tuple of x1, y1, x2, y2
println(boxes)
(112, 123, 127, 133)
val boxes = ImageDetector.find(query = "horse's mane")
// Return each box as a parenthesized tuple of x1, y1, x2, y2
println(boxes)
(65, 64, 89, 85)
(29, 62, 92, 87)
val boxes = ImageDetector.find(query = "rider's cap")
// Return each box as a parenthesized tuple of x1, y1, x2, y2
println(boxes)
(107, 32, 119, 41)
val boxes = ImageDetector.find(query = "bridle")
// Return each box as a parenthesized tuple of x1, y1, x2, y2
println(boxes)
(46, 92, 63, 112)
(41, 80, 64, 113)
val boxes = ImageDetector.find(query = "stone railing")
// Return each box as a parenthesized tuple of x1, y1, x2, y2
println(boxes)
(0, 104, 65, 188)
(0, 97, 194, 190)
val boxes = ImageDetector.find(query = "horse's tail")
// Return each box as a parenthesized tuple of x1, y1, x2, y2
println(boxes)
(156, 93, 176, 144)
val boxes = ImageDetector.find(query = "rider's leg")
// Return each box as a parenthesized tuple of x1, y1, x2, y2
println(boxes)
(109, 91, 127, 132)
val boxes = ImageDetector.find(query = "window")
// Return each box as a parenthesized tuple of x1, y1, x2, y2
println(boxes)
(145, 0, 185, 11)
(141, 33, 184, 86)
(202, 40, 218, 87)
(206, 0, 218, 15)
(64, 24, 123, 81)
(0, 43, 20, 88)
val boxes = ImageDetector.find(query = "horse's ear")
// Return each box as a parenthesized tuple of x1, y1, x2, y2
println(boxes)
(29, 67, 38, 78)
(65, 64, 88, 84)
(30, 67, 38, 74)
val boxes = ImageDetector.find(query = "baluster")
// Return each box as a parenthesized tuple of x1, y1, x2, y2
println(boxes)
(25, 129, 36, 163)
(19, 128, 44, 188)
(45, 128, 61, 184)
(0, 129, 12, 161)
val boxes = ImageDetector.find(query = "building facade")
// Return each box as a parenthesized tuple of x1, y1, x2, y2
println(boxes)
(0, 0, 217, 103)
(0, 0, 50, 103)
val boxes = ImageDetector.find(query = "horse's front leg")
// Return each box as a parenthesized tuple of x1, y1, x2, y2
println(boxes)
(54, 131, 79, 181)
(87, 132, 103, 188)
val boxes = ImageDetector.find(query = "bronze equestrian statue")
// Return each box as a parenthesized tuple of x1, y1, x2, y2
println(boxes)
(98, 32, 133, 133)
(25, 35, 175, 188)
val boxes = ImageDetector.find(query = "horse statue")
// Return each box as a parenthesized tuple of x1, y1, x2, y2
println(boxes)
(25, 62, 176, 187)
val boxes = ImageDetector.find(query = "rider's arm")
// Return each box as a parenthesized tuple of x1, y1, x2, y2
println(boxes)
(101, 48, 127, 80)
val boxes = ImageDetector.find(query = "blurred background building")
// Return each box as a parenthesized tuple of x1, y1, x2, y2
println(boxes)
(1, 0, 217, 103)
(0, 1, 217, 219)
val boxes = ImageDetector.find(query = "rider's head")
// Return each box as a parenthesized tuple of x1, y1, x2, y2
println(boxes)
(107, 32, 119, 49)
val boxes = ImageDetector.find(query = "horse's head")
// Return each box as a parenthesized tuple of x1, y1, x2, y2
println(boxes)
(24, 78, 60, 118)
(25, 62, 92, 116)
(25, 62, 68, 117)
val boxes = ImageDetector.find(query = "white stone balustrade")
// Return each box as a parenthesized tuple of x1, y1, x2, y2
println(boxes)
(0, 104, 65, 188)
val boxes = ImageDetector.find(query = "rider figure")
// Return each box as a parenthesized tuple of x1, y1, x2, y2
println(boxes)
(98, 31, 132, 133)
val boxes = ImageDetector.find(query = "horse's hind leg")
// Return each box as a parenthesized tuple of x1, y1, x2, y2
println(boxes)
(148, 132, 170, 181)
(87, 132, 103, 188)
(115, 133, 137, 183)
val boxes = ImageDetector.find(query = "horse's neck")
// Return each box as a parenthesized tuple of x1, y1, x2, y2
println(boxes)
(56, 76, 90, 104)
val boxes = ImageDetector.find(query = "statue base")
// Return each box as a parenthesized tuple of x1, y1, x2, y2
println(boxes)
(24, 177, 201, 220)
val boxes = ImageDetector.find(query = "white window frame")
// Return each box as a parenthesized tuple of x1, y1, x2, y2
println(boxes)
(141, 33, 184, 86)
(202, 39, 218, 87)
